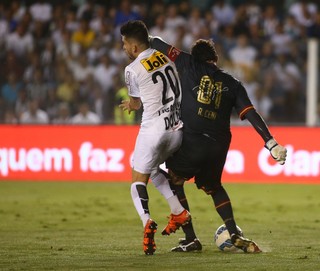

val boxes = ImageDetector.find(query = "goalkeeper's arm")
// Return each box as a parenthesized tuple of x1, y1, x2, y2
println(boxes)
(245, 109, 287, 165)
(149, 36, 172, 56)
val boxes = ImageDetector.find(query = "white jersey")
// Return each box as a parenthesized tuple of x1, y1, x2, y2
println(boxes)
(125, 48, 182, 133)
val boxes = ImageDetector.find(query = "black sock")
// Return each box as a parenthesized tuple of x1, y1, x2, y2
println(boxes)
(172, 184, 197, 242)
(211, 186, 239, 236)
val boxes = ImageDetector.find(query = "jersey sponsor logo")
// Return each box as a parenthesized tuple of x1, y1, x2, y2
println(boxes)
(140, 51, 168, 72)
(168, 46, 181, 62)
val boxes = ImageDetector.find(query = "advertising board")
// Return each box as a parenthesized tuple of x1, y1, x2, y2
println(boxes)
(0, 125, 319, 184)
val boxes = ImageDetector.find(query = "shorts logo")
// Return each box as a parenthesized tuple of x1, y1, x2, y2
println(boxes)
(141, 52, 168, 72)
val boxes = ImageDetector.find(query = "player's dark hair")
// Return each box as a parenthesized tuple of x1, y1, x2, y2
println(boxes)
(191, 39, 218, 63)
(120, 20, 150, 47)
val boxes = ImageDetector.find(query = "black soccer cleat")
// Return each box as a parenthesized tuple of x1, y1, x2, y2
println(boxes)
(171, 238, 202, 252)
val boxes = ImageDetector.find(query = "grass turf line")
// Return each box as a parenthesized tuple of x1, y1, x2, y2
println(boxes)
(0, 181, 319, 271)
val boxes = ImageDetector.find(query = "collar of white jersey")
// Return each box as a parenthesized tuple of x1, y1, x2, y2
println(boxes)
(137, 48, 154, 59)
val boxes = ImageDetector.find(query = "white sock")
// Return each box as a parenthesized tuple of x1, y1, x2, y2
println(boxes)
(152, 171, 184, 215)
(130, 182, 150, 227)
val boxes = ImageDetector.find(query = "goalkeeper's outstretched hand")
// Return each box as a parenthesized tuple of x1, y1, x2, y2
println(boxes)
(265, 138, 287, 165)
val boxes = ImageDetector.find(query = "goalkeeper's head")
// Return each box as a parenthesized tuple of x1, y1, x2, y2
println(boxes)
(191, 39, 218, 64)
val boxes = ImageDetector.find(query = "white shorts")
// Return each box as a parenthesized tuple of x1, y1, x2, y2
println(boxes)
(132, 129, 182, 175)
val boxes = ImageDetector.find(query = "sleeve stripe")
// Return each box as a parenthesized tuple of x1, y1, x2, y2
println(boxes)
(239, 105, 254, 120)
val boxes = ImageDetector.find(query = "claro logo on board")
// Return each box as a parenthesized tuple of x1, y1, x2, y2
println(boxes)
(258, 145, 320, 177)
(1, 143, 319, 178)
(0, 141, 124, 176)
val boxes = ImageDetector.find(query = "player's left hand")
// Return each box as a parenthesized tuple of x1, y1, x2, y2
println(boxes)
(119, 100, 132, 114)
(265, 138, 287, 165)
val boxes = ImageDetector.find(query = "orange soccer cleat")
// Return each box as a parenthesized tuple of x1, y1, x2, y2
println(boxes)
(162, 209, 191, 235)
(143, 219, 158, 255)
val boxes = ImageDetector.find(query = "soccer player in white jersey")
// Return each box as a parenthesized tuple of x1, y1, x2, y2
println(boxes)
(119, 20, 191, 255)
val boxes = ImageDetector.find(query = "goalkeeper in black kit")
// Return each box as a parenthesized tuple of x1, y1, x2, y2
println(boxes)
(150, 36, 287, 253)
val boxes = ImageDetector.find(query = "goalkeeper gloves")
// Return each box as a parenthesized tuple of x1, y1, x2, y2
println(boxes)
(265, 138, 287, 165)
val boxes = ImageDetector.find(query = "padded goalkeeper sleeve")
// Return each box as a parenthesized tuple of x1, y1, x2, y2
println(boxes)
(244, 109, 273, 143)
(149, 36, 173, 57)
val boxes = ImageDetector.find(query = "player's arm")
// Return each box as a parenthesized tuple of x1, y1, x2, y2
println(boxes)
(244, 110, 287, 165)
(149, 36, 171, 55)
(149, 36, 184, 63)
(236, 84, 287, 165)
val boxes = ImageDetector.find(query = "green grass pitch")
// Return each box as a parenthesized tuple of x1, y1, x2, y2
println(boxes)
(0, 181, 319, 271)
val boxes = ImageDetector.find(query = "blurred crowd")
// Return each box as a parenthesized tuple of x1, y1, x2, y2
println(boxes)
(0, 0, 319, 125)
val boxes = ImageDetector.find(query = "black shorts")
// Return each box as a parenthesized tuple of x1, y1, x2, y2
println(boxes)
(166, 131, 230, 191)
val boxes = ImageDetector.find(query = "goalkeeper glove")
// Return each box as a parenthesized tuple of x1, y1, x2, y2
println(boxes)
(265, 138, 287, 165)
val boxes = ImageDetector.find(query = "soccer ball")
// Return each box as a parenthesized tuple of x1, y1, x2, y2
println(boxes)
(214, 224, 243, 252)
